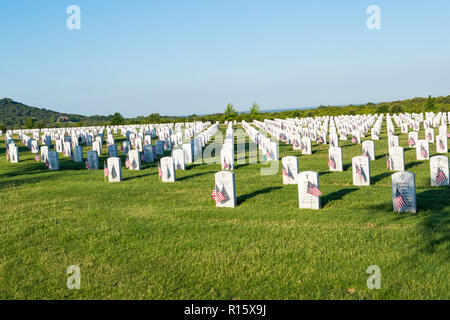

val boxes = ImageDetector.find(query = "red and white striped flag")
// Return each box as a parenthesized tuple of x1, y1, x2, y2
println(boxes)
(362, 149, 369, 157)
(328, 156, 336, 169)
(282, 165, 289, 177)
(394, 188, 407, 212)
(223, 158, 229, 170)
(307, 181, 322, 197)
(408, 138, 415, 147)
(104, 166, 109, 177)
(386, 155, 390, 169)
(439, 139, 445, 151)
(158, 161, 162, 178)
(211, 185, 226, 203)
(436, 167, 447, 185)
(420, 144, 428, 158)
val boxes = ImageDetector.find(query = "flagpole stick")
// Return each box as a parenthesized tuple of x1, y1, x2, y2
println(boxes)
(104, 160, 106, 182)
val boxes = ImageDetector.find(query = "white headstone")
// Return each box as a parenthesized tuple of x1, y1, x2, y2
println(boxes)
(416, 140, 430, 160)
(107, 157, 122, 182)
(40, 146, 49, 163)
(221, 146, 234, 170)
(435, 135, 448, 154)
(182, 143, 193, 163)
(160, 157, 176, 182)
(214, 171, 237, 208)
(352, 156, 370, 186)
(408, 132, 418, 147)
(281, 156, 298, 184)
(298, 171, 321, 209)
(9, 145, 19, 163)
(301, 137, 312, 155)
(128, 150, 141, 171)
(92, 141, 102, 156)
(172, 149, 186, 170)
(328, 147, 343, 171)
(392, 171, 416, 213)
(362, 140, 375, 160)
(389, 146, 405, 171)
(430, 155, 449, 187)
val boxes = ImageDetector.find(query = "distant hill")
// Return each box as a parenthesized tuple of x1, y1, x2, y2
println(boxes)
(0, 98, 111, 129)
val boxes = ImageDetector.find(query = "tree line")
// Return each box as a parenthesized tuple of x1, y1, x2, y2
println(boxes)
(1, 95, 449, 131)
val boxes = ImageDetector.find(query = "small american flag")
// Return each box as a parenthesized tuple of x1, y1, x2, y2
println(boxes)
(104, 166, 109, 177)
(223, 158, 229, 170)
(282, 166, 294, 179)
(420, 144, 428, 159)
(439, 139, 445, 151)
(328, 156, 336, 169)
(394, 188, 407, 212)
(355, 165, 363, 181)
(158, 161, 162, 177)
(362, 149, 369, 157)
(351, 136, 357, 143)
(85, 160, 90, 170)
(293, 140, 299, 148)
(408, 138, 415, 147)
(436, 167, 447, 185)
(386, 155, 390, 169)
(211, 185, 226, 203)
(125, 159, 131, 169)
(35, 154, 41, 162)
(427, 132, 432, 141)
(266, 149, 272, 159)
(45, 160, 49, 168)
(307, 181, 322, 197)
(300, 141, 305, 150)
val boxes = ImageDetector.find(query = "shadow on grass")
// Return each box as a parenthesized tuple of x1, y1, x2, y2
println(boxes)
(343, 163, 352, 171)
(0, 173, 57, 190)
(321, 188, 358, 208)
(372, 172, 392, 184)
(416, 187, 450, 256)
(405, 161, 422, 170)
(123, 172, 157, 181)
(177, 170, 215, 181)
(237, 186, 282, 205)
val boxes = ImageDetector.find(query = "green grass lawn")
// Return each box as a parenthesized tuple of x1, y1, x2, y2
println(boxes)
(0, 124, 448, 299)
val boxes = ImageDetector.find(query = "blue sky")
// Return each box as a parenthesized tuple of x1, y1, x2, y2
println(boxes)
(1, 0, 449, 117)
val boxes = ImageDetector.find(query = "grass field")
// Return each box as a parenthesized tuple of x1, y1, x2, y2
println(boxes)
(0, 124, 449, 299)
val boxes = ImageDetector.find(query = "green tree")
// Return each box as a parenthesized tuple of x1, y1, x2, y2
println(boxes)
(424, 95, 436, 112)
(146, 113, 161, 123)
(376, 104, 389, 114)
(25, 117, 34, 129)
(250, 102, 261, 115)
(110, 112, 124, 125)
(390, 104, 404, 114)
(224, 103, 238, 120)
